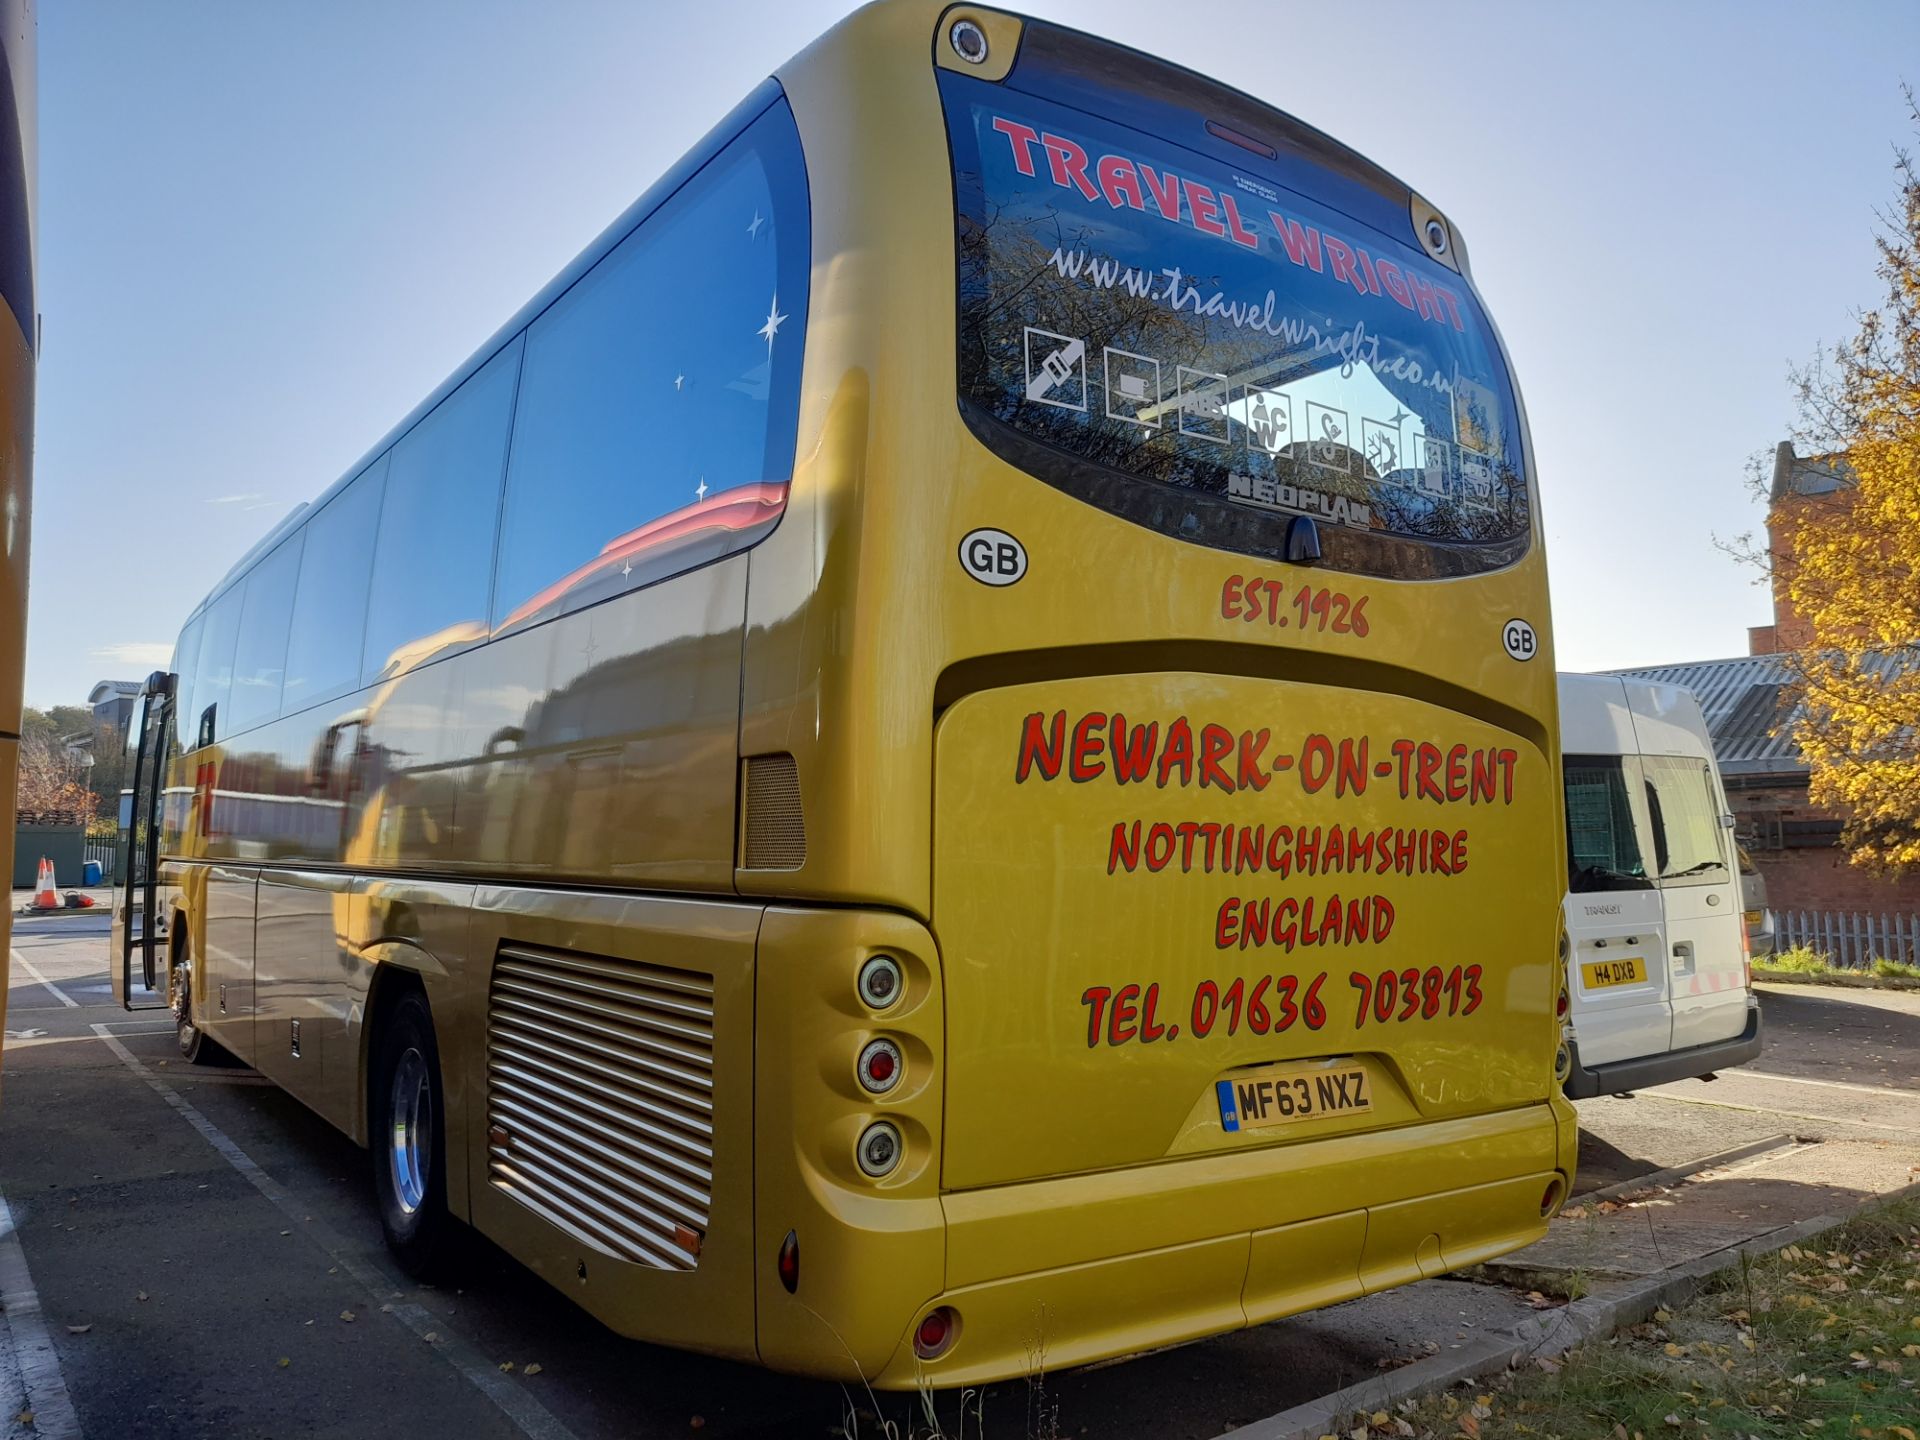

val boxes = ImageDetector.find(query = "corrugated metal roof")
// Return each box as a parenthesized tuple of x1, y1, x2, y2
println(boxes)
(1607, 647, 1920, 778)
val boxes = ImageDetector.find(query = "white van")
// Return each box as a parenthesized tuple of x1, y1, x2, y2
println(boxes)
(1559, 673, 1763, 1097)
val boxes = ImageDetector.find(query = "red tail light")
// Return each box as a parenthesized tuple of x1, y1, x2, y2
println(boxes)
(1541, 1176, 1565, 1217)
(858, 1038, 904, 1095)
(777, 1229, 799, 1293)
(913, 1307, 958, 1360)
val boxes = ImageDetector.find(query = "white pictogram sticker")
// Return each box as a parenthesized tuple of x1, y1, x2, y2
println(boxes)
(1023, 328, 1087, 411)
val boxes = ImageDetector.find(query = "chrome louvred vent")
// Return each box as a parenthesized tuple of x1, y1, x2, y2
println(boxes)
(486, 944, 715, 1272)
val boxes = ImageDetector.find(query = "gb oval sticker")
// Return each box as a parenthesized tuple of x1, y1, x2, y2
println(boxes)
(959, 527, 1028, 587)
(1502, 617, 1537, 662)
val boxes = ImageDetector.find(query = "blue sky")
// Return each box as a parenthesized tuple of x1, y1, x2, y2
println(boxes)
(29, 1, 1920, 708)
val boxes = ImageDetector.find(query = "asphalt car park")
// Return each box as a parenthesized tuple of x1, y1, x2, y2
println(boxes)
(5, 913, 1918, 1440)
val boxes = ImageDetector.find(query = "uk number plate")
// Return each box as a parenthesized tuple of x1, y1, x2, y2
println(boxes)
(1217, 1062, 1370, 1133)
(1581, 956, 1647, 989)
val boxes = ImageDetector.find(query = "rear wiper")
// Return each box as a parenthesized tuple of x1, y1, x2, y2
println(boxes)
(1570, 865, 1652, 892)
(1663, 861, 1726, 879)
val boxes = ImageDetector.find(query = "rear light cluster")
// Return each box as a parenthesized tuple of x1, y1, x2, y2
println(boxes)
(857, 1038, 903, 1094)
(855, 953, 911, 1180)
(914, 1307, 959, 1360)
(1540, 1175, 1566, 1217)
(1553, 1042, 1572, 1085)
(1556, 985, 1570, 1020)
(858, 955, 903, 1009)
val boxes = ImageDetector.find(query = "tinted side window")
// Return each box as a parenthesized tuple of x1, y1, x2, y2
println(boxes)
(227, 535, 305, 734)
(171, 616, 205, 753)
(190, 584, 245, 748)
(491, 99, 810, 633)
(1563, 755, 1651, 893)
(362, 339, 522, 684)
(284, 459, 386, 714)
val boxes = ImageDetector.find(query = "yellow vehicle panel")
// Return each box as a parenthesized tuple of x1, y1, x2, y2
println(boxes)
(935, 673, 1559, 1190)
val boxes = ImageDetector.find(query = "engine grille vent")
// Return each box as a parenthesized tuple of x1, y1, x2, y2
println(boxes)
(486, 944, 715, 1272)
(742, 752, 806, 870)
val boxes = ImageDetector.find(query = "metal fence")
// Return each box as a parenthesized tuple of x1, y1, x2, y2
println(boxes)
(1773, 909, 1920, 968)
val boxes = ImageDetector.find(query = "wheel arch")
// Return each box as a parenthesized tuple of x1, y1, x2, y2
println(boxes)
(356, 938, 470, 1224)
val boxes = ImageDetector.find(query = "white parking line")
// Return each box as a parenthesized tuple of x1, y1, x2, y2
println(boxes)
(1641, 1089, 1918, 1134)
(0, 1188, 85, 1439)
(10, 952, 78, 1009)
(1736, 1068, 1920, 1098)
(88, 1025, 581, 1440)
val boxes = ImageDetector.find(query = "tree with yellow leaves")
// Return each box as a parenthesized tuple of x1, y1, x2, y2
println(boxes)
(1773, 96, 1920, 874)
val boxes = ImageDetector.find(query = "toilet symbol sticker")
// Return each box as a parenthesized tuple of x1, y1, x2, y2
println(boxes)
(1103, 347, 1162, 426)
(1023, 327, 1087, 411)
(1245, 388, 1292, 455)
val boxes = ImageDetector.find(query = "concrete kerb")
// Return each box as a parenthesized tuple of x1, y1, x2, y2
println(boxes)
(1573, 1133, 1797, 1207)
(1221, 1178, 1920, 1440)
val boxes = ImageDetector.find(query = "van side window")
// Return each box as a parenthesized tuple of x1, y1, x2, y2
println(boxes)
(489, 98, 810, 634)
(284, 458, 386, 713)
(1641, 756, 1729, 886)
(361, 339, 523, 685)
(1563, 755, 1651, 893)
(226, 534, 305, 733)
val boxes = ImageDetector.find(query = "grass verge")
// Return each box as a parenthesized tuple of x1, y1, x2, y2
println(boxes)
(1340, 1198, 1920, 1440)
(1754, 948, 1920, 992)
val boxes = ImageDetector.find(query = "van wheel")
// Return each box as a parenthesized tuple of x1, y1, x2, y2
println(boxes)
(370, 989, 452, 1277)
(169, 951, 219, 1065)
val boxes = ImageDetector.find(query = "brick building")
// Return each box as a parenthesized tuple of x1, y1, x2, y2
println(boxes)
(1610, 440, 1919, 920)
(1747, 440, 1856, 657)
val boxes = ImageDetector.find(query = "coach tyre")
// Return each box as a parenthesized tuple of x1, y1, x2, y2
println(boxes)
(170, 935, 217, 1065)
(372, 988, 453, 1276)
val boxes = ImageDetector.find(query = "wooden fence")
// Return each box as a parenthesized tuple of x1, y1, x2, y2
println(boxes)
(1773, 909, 1920, 969)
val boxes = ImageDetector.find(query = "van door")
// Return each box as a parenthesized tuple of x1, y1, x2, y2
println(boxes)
(1562, 754, 1669, 1065)
(1639, 754, 1747, 1051)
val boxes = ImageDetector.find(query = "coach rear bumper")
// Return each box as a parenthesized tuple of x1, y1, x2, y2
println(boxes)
(1562, 1000, 1763, 1099)
(857, 1101, 1571, 1389)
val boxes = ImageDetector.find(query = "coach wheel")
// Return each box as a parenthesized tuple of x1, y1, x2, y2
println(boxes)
(371, 989, 453, 1277)
(169, 946, 217, 1066)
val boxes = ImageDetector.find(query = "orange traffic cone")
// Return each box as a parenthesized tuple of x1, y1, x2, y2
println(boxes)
(32, 857, 58, 910)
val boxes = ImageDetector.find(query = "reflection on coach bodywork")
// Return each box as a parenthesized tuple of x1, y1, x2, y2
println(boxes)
(164, 553, 748, 896)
